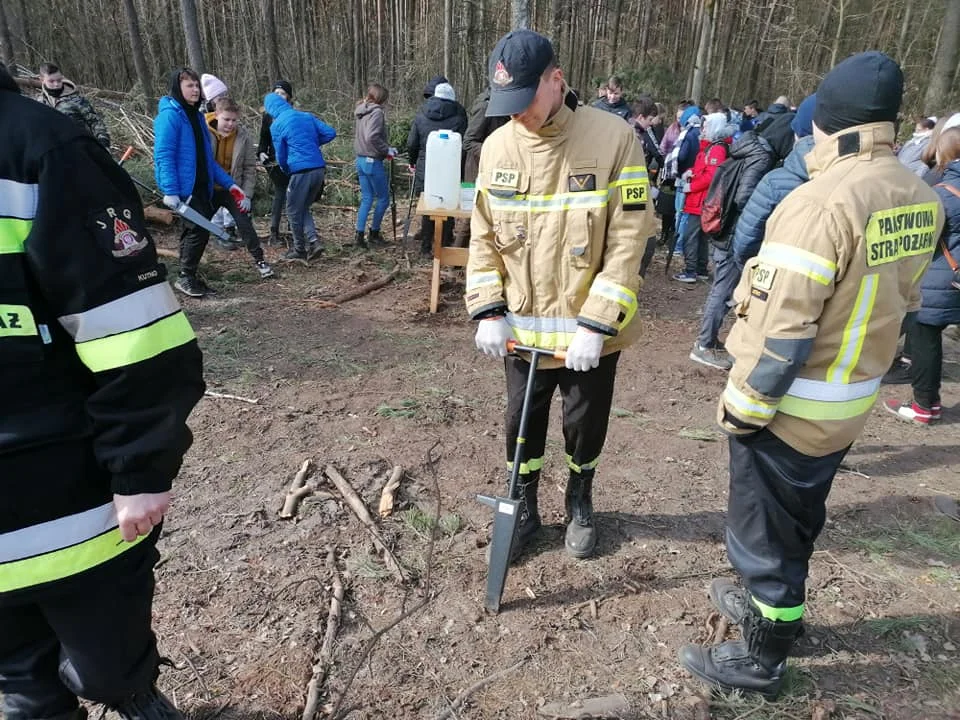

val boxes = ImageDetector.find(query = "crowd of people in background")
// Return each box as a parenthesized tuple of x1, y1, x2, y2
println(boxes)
(24, 60, 960, 429)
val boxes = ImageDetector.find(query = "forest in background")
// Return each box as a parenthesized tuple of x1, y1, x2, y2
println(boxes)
(0, 0, 958, 124)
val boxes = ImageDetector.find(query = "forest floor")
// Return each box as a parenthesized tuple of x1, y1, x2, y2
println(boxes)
(142, 210, 959, 720)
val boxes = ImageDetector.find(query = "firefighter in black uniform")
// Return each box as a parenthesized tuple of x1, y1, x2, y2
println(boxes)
(0, 63, 204, 720)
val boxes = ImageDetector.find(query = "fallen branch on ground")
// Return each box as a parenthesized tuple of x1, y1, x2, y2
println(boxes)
(330, 267, 399, 305)
(324, 465, 405, 581)
(302, 547, 344, 720)
(144, 206, 174, 225)
(279, 460, 314, 519)
(204, 390, 259, 404)
(156, 247, 208, 264)
(434, 657, 529, 720)
(378, 466, 404, 518)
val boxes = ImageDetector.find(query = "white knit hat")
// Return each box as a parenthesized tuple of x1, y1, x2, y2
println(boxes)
(201, 73, 228, 101)
(434, 83, 456, 102)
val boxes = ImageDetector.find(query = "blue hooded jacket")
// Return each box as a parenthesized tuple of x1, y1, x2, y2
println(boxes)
(677, 106, 702, 174)
(732, 135, 815, 267)
(153, 73, 234, 198)
(918, 161, 960, 326)
(263, 93, 337, 175)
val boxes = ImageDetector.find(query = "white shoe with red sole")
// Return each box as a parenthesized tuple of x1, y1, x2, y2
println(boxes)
(882, 399, 941, 425)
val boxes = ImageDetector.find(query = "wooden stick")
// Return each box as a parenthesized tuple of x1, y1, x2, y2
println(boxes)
(434, 657, 528, 720)
(279, 460, 314, 519)
(144, 205, 174, 225)
(204, 390, 259, 404)
(302, 548, 344, 720)
(378, 466, 404, 518)
(324, 465, 405, 582)
(330, 268, 399, 304)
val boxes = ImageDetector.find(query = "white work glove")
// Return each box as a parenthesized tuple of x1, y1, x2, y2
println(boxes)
(229, 185, 251, 213)
(388, 146, 399, 159)
(475, 317, 514, 358)
(564, 327, 604, 371)
(162, 194, 181, 210)
(259, 152, 270, 163)
(238, 195, 252, 212)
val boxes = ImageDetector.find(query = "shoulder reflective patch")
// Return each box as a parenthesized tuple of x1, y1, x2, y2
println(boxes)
(865, 202, 939, 266)
(620, 179, 649, 204)
(490, 168, 520, 189)
(752, 263, 776, 291)
(569, 174, 596, 192)
(0, 304, 38, 337)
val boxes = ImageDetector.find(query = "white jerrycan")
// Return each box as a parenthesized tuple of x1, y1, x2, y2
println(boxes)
(423, 130, 462, 210)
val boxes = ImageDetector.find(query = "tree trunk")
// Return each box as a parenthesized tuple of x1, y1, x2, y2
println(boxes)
(0, 1, 14, 67)
(608, 0, 623, 74)
(829, 0, 846, 68)
(121, 0, 154, 112)
(376, 0, 385, 81)
(512, 0, 531, 29)
(262, 0, 281, 85)
(352, 0, 362, 96)
(924, 0, 960, 113)
(639, 0, 652, 62)
(179, 0, 205, 74)
(897, 0, 914, 61)
(690, 0, 713, 103)
(443, 0, 452, 78)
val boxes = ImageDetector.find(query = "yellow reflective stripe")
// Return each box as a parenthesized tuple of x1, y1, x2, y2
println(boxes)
(0, 529, 147, 593)
(0, 304, 38, 337)
(0, 217, 31, 254)
(778, 390, 879, 421)
(506, 457, 544, 475)
(510, 327, 577, 349)
(566, 454, 600, 473)
(723, 380, 778, 420)
(466, 270, 502, 291)
(758, 243, 837, 286)
(505, 313, 579, 349)
(75, 310, 195, 372)
(486, 191, 608, 213)
(826, 274, 879, 384)
(589, 278, 638, 328)
(752, 597, 804, 622)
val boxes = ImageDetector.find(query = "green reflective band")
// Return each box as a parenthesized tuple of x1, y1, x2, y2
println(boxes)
(566, 454, 599, 473)
(506, 457, 544, 475)
(752, 597, 804, 622)
(778, 390, 879, 421)
(0, 529, 147, 593)
(0, 218, 32, 254)
(75, 310, 195, 372)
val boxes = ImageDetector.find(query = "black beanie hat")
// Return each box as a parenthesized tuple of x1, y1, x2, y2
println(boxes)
(273, 80, 293, 99)
(814, 51, 903, 135)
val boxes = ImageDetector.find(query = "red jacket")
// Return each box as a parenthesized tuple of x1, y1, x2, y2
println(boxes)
(683, 139, 728, 215)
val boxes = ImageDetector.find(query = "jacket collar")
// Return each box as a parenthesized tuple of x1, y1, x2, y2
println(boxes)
(807, 122, 896, 178)
(511, 103, 574, 152)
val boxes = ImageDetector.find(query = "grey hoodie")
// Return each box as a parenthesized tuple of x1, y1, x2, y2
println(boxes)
(354, 101, 390, 160)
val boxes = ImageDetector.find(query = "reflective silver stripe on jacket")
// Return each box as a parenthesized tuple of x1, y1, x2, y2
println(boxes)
(0, 502, 117, 564)
(58, 283, 182, 343)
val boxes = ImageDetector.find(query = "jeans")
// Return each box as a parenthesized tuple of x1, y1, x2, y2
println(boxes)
(178, 192, 213, 278)
(212, 187, 263, 261)
(910, 321, 947, 408)
(696, 245, 742, 347)
(286, 167, 326, 253)
(355, 157, 390, 233)
(681, 214, 709, 276)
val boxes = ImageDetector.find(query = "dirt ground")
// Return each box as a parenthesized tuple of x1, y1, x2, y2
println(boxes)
(145, 212, 959, 720)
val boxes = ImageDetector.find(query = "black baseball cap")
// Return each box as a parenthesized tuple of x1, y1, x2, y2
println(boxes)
(486, 30, 556, 117)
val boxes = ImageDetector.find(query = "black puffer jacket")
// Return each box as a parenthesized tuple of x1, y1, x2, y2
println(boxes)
(727, 131, 777, 212)
(754, 102, 791, 134)
(407, 96, 468, 191)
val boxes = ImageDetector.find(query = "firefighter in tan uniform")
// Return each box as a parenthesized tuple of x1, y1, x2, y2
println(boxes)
(465, 30, 654, 559)
(680, 52, 945, 698)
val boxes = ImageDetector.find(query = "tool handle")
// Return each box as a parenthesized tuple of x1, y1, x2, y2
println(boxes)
(506, 339, 566, 361)
(119, 146, 135, 164)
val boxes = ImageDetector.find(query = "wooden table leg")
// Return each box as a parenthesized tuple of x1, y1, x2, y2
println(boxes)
(430, 215, 443, 313)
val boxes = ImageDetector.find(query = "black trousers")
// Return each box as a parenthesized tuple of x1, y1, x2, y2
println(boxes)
(0, 541, 161, 719)
(178, 192, 214, 278)
(726, 429, 849, 610)
(911, 321, 947, 408)
(503, 352, 619, 484)
(268, 166, 290, 235)
(211, 187, 264, 262)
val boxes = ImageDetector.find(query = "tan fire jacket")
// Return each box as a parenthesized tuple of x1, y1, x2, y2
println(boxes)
(720, 122, 944, 456)
(465, 103, 654, 368)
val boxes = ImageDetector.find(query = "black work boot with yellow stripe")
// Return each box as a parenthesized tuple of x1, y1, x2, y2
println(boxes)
(679, 601, 803, 699)
(564, 469, 597, 558)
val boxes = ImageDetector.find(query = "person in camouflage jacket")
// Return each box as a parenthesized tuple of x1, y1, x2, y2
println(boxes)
(37, 62, 110, 148)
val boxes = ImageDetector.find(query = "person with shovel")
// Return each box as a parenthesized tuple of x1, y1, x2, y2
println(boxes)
(466, 30, 654, 560)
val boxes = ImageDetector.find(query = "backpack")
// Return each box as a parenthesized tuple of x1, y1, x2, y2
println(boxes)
(700, 156, 745, 241)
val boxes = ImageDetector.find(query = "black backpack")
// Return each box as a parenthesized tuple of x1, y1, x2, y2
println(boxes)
(700, 157, 745, 243)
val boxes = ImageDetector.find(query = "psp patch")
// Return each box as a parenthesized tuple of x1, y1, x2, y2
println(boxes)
(752, 263, 776, 291)
(490, 168, 520, 189)
(568, 173, 596, 192)
(620, 179, 648, 210)
(90, 206, 148, 259)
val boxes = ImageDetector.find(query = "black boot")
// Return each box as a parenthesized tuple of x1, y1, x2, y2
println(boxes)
(268, 229, 281, 246)
(709, 578, 748, 624)
(564, 470, 597, 558)
(368, 229, 388, 246)
(112, 686, 184, 720)
(679, 602, 803, 699)
(485, 473, 541, 564)
(355, 231, 368, 249)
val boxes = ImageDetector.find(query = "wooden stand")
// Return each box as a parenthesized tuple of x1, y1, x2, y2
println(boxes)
(414, 195, 473, 313)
